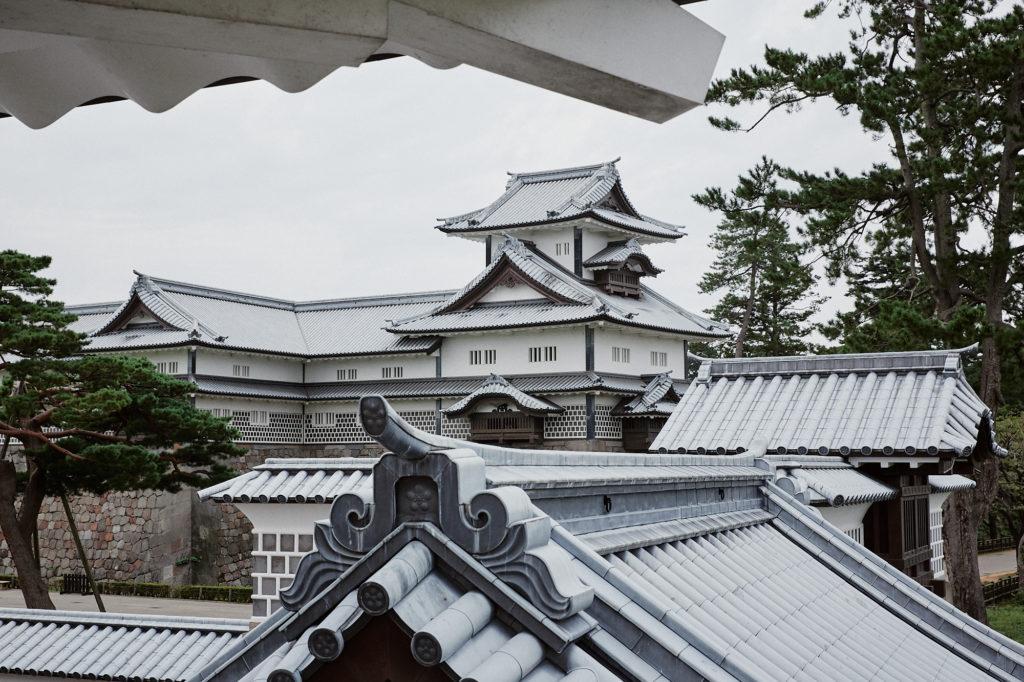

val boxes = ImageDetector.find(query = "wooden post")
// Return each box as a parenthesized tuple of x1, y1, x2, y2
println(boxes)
(58, 488, 105, 612)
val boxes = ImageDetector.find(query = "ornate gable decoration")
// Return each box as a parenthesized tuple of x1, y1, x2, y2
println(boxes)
(94, 272, 224, 341)
(280, 396, 592, 621)
(442, 374, 564, 417)
(438, 236, 584, 314)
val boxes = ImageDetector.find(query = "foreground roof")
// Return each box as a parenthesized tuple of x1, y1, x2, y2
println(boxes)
(1, 2, 725, 128)
(194, 396, 1024, 681)
(652, 347, 1005, 458)
(70, 273, 449, 357)
(437, 160, 685, 241)
(0, 609, 248, 681)
(388, 236, 730, 338)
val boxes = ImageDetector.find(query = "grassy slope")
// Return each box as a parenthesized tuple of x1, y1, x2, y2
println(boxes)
(988, 603, 1024, 644)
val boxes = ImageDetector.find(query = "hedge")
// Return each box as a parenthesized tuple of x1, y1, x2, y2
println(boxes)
(0, 575, 250, 603)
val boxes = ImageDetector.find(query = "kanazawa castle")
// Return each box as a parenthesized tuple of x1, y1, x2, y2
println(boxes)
(69, 161, 730, 454)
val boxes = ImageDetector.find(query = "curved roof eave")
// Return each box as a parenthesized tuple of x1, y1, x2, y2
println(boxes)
(437, 210, 684, 240)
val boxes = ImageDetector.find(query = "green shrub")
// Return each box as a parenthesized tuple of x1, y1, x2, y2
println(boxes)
(87, 580, 251, 603)
(173, 585, 252, 603)
(95, 581, 171, 598)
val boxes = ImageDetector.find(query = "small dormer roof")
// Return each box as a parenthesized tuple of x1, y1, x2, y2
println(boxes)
(442, 374, 564, 417)
(584, 238, 663, 275)
(611, 372, 679, 416)
(437, 160, 684, 241)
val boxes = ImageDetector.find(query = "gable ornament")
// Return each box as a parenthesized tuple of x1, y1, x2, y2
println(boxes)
(281, 396, 592, 620)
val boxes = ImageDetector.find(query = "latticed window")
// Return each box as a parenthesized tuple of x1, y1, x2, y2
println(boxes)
(312, 412, 335, 427)
(336, 368, 357, 380)
(612, 347, 630, 363)
(650, 351, 667, 367)
(469, 350, 496, 365)
(382, 366, 404, 379)
(232, 364, 250, 377)
(155, 361, 179, 373)
(528, 346, 557, 363)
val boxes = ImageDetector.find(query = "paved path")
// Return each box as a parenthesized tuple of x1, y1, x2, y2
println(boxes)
(979, 549, 1017, 582)
(0, 588, 251, 620)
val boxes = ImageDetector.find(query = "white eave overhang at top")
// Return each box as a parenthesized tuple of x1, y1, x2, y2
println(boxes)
(0, 0, 725, 129)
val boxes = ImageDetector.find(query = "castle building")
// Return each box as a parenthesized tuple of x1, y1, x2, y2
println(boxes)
(68, 161, 730, 456)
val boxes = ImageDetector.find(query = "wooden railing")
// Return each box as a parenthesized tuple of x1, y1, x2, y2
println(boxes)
(978, 537, 1017, 554)
(983, 575, 1020, 604)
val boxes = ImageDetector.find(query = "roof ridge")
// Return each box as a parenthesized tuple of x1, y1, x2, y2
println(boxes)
(507, 158, 619, 186)
(701, 345, 978, 378)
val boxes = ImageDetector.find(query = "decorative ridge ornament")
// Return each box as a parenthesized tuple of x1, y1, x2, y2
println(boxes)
(280, 396, 593, 620)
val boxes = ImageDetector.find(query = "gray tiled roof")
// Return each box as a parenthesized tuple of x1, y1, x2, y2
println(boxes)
(71, 274, 449, 357)
(589, 520, 999, 680)
(929, 474, 976, 493)
(191, 371, 655, 402)
(0, 608, 247, 681)
(208, 538, 617, 682)
(612, 372, 678, 416)
(200, 459, 373, 503)
(788, 467, 897, 506)
(442, 374, 564, 416)
(15, 398, 1023, 681)
(652, 347, 1004, 457)
(201, 456, 768, 505)
(389, 239, 730, 338)
(437, 160, 683, 241)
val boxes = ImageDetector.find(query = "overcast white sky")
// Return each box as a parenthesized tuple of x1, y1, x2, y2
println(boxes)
(2, 1, 885, 327)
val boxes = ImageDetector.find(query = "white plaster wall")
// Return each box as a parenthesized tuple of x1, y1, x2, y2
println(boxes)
(592, 325, 687, 375)
(818, 502, 871, 533)
(305, 354, 436, 382)
(528, 225, 576, 272)
(111, 348, 189, 373)
(240, 504, 329, 534)
(197, 349, 302, 382)
(442, 328, 584, 377)
(580, 226, 611, 266)
(194, 397, 300, 415)
(930, 492, 952, 579)
(477, 281, 550, 304)
(306, 398, 436, 415)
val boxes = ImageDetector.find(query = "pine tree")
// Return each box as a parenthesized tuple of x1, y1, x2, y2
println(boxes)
(0, 251, 242, 609)
(694, 158, 821, 358)
(705, 0, 1024, 620)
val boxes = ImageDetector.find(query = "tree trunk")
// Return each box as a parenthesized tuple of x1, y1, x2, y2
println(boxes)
(1017, 533, 1024, 591)
(735, 262, 758, 358)
(0, 460, 54, 609)
(943, 450, 1000, 624)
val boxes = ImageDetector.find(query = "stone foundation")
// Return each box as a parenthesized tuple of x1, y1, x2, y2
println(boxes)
(0, 442, 382, 587)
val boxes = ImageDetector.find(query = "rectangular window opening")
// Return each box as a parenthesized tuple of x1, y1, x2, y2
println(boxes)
(232, 364, 250, 378)
(529, 346, 557, 363)
(470, 350, 496, 366)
